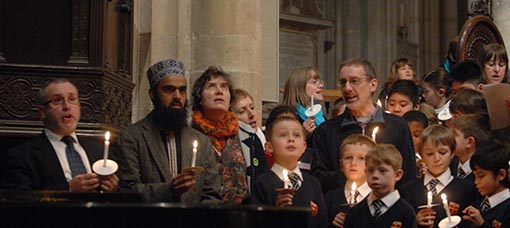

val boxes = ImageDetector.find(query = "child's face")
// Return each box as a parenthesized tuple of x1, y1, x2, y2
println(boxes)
(397, 64, 414, 80)
(421, 82, 443, 108)
(366, 162, 402, 198)
(387, 92, 415, 117)
(473, 165, 506, 197)
(452, 127, 470, 157)
(407, 121, 425, 153)
(420, 140, 454, 177)
(266, 120, 306, 167)
(340, 144, 369, 183)
(232, 96, 257, 129)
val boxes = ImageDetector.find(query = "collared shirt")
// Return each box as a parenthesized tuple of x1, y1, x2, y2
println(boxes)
(457, 159, 472, 177)
(434, 100, 451, 116)
(271, 163, 303, 183)
(344, 181, 372, 203)
(423, 169, 453, 194)
(367, 190, 400, 217)
(487, 188, 510, 209)
(44, 128, 92, 181)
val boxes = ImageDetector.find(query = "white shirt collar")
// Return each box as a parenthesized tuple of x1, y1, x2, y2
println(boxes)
(487, 189, 510, 208)
(424, 168, 453, 186)
(344, 181, 372, 202)
(44, 128, 78, 144)
(367, 190, 400, 209)
(458, 159, 472, 175)
(271, 162, 303, 181)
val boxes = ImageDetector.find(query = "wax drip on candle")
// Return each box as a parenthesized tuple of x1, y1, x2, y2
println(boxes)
(103, 131, 110, 167)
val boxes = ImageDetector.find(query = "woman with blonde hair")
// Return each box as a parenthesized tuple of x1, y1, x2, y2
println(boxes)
(378, 58, 417, 108)
(282, 67, 325, 135)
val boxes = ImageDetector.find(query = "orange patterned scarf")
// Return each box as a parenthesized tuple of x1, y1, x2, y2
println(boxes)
(192, 111, 239, 153)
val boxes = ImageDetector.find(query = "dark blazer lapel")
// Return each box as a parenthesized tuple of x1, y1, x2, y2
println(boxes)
(142, 117, 171, 182)
(34, 133, 67, 186)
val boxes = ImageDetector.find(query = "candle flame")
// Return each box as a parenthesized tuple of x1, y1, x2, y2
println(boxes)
(105, 131, 110, 141)
(428, 191, 432, 197)
(351, 182, 357, 191)
(193, 140, 198, 149)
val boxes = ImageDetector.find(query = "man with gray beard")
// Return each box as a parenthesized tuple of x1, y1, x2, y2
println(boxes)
(113, 59, 221, 203)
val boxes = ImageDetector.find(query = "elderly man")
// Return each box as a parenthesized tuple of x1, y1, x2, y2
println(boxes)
(312, 58, 417, 193)
(0, 78, 119, 192)
(113, 59, 221, 203)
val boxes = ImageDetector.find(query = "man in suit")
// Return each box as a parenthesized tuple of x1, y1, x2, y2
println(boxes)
(0, 78, 119, 192)
(113, 59, 221, 203)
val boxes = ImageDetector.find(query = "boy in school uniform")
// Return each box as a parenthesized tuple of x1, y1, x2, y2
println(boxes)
(250, 117, 327, 228)
(400, 125, 476, 228)
(344, 144, 417, 228)
(449, 114, 490, 182)
(463, 140, 510, 228)
(324, 134, 375, 228)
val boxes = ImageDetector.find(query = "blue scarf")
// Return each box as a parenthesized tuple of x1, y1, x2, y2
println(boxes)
(296, 103, 326, 126)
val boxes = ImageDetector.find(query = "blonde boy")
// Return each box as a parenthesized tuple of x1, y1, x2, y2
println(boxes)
(344, 144, 417, 228)
(324, 134, 375, 228)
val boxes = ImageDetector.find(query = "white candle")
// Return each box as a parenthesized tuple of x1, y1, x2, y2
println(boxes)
(350, 182, 357, 204)
(191, 140, 198, 167)
(377, 99, 383, 108)
(103, 131, 110, 167)
(283, 169, 290, 189)
(372, 126, 379, 142)
(441, 193, 452, 222)
(427, 191, 432, 207)
(311, 94, 314, 107)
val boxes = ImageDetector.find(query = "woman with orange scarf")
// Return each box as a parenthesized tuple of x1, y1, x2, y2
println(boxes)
(191, 66, 248, 205)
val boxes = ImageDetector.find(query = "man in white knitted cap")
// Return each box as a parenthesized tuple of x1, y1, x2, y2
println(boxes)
(114, 59, 221, 203)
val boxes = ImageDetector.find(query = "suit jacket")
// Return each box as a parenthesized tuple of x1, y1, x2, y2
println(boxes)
(0, 132, 102, 190)
(113, 112, 221, 203)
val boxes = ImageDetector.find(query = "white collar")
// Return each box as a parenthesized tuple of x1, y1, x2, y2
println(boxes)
(424, 168, 453, 186)
(44, 128, 78, 144)
(487, 189, 510, 208)
(271, 163, 303, 181)
(344, 181, 372, 199)
(367, 190, 400, 208)
(458, 159, 472, 174)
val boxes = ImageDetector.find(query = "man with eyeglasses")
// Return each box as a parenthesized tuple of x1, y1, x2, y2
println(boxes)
(0, 78, 119, 192)
(112, 59, 221, 203)
(311, 58, 417, 193)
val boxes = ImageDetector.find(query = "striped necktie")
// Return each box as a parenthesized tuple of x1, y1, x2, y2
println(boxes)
(288, 172, 301, 190)
(372, 199, 384, 218)
(428, 179, 440, 196)
(480, 197, 491, 212)
(353, 190, 361, 203)
(61, 136, 87, 177)
(457, 168, 466, 179)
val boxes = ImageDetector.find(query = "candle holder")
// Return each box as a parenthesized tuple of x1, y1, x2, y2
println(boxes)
(181, 166, 205, 173)
(417, 203, 439, 209)
(438, 215, 461, 228)
(92, 159, 118, 176)
(305, 104, 322, 117)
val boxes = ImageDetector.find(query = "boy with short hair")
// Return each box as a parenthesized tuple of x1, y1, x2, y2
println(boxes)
(324, 134, 375, 228)
(386, 79, 420, 117)
(344, 144, 417, 228)
(449, 114, 490, 182)
(462, 140, 510, 227)
(402, 110, 429, 158)
(251, 117, 327, 228)
(400, 125, 476, 228)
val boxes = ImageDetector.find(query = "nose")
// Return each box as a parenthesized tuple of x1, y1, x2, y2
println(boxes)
(247, 109, 255, 118)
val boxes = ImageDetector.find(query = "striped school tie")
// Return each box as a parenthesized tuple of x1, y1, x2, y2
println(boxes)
(428, 179, 440, 196)
(457, 168, 466, 179)
(288, 172, 301, 190)
(480, 197, 491, 212)
(372, 199, 384, 218)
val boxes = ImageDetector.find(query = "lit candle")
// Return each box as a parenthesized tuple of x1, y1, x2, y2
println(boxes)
(283, 169, 290, 189)
(191, 140, 198, 167)
(441, 193, 452, 222)
(427, 191, 432, 207)
(350, 182, 357, 204)
(377, 99, 383, 108)
(103, 131, 110, 167)
(311, 94, 314, 107)
(372, 126, 379, 142)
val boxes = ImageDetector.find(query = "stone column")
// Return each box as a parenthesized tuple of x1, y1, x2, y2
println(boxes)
(190, 0, 262, 121)
(492, 0, 510, 49)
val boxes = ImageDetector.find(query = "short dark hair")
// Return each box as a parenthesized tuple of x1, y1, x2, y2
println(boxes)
(449, 88, 487, 115)
(387, 80, 420, 106)
(402, 110, 429, 128)
(338, 58, 377, 80)
(265, 105, 297, 129)
(191, 66, 235, 112)
(450, 60, 483, 85)
(39, 78, 75, 105)
(421, 67, 452, 98)
(470, 140, 510, 188)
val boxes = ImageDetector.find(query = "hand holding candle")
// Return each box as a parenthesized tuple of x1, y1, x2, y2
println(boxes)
(283, 169, 290, 189)
(191, 140, 198, 167)
(103, 131, 110, 167)
(372, 126, 379, 142)
(441, 193, 451, 222)
(350, 182, 357, 204)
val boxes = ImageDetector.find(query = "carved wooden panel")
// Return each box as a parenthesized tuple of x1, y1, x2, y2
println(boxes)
(457, 15, 505, 62)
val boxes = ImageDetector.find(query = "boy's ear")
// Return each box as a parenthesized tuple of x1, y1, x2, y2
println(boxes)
(438, 88, 446, 97)
(265, 142, 273, 154)
(497, 168, 507, 182)
(477, 83, 484, 91)
(394, 169, 404, 182)
(466, 136, 476, 149)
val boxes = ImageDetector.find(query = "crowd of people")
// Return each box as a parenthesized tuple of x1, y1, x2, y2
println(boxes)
(1, 41, 510, 227)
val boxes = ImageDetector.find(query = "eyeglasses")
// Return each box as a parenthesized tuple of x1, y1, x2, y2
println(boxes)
(308, 78, 324, 86)
(43, 97, 79, 106)
(338, 78, 369, 88)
